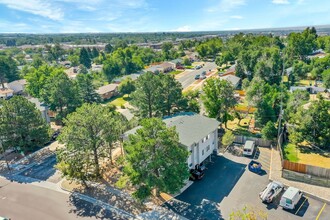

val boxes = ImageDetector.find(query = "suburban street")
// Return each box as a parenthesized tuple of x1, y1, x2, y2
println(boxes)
(177, 62, 217, 89)
(164, 148, 330, 220)
(0, 177, 128, 220)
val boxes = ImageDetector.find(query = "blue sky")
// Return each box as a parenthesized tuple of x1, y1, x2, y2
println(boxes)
(0, 0, 329, 33)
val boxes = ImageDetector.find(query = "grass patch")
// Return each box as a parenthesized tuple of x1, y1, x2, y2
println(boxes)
(104, 94, 131, 107)
(283, 143, 299, 162)
(169, 70, 183, 75)
(185, 66, 193, 69)
(235, 104, 256, 113)
(298, 79, 313, 86)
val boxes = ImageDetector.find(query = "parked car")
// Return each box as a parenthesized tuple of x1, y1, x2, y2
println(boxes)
(259, 181, 284, 203)
(200, 75, 206, 80)
(189, 169, 204, 180)
(279, 187, 303, 210)
(195, 74, 200, 80)
(51, 130, 61, 141)
(201, 71, 206, 76)
(243, 140, 255, 156)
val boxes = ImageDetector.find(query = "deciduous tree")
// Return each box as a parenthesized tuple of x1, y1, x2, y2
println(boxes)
(118, 77, 136, 97)
(0, 56, 19, 88)
(202, 78, 236, 125)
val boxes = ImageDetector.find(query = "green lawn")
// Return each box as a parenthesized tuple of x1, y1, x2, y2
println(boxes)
(283, 143, 299, 162)
(169, 70, 183, 75)
(106, 94, 131, 107)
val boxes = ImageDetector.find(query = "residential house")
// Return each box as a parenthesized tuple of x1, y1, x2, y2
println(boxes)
(0, 88, 14, 99)
(64, 67, 79, 79)
(307, 49, 327, 59)
(144, 62, 175, 74)
(96, 84, 119, 100)
(91, 64, 103, 72)
(59, 61, 71, 68)
(124, 113, 220, 171)
(225, 64, 236, 75)
(170, 58, 183, 68)
(219, 74, 241, 89)
(27, 97, 50, 123)
(113, 73, 141, 84)
(285, 67, 294, 76)
(6, 79, 27, 95)
(289, 86, 327, 94)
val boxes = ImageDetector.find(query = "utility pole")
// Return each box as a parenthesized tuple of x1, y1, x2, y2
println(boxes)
(277, 52, 285, 151)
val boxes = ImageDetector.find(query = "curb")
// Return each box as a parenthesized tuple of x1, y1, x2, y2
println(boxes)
(60, 180, 137, 219)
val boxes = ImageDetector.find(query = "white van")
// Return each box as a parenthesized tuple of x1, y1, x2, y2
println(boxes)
(279, 187, 303, 210)
(243, 140, 255, 156)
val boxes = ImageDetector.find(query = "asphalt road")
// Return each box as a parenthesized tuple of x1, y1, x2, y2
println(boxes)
(178, 62, 217, 89)
(0, 178, 127, 220)
(164, 148, 330, 220)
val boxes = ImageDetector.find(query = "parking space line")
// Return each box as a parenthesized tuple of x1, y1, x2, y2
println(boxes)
(295, 196, 308, 215)
(316, 203, 326, 220)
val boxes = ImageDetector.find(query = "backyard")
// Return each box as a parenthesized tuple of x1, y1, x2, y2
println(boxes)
(103, 94, 131, 107)
(283, 143, 330, 168)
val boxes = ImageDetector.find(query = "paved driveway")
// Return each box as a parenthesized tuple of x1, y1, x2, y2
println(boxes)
(164, 148, 330, 220)
(20, 154, 62, 183)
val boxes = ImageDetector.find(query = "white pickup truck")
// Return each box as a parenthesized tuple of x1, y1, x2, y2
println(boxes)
(259, 181, 284, 203)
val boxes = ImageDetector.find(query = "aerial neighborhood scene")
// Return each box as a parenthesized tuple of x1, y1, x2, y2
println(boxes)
(1, 0, 330, 220)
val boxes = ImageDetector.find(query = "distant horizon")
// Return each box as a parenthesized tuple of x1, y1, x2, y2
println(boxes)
(1, 23, 330, 35)
(0, 0, 330, 33)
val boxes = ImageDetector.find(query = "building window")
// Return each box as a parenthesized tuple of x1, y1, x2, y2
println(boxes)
(206, 145, 210, 152)
(202, 150, 204, 156)
(206, 134, 210, 140)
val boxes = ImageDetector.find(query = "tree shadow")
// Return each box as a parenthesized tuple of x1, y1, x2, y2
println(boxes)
(68, 193, 127, 220)
(3, 154, 58, 184)
(297, 145, 330, 158)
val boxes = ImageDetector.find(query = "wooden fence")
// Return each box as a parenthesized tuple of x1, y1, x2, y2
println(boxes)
(234, 135, 272, 147)
(283, 160, 307, 173)
(282, 157, 330, 179)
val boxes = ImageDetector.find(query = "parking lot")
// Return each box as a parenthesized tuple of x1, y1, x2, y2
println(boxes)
(164, 147, 330, 220)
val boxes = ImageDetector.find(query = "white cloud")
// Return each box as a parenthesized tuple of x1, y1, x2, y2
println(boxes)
(272, 0, 290, 4)
(230, 15, 243, 19)
(206, 0, 246, 13)
(171, 25, 192, 32)
(0, 0, 63, 20)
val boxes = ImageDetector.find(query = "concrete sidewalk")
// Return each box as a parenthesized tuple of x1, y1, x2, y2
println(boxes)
(269, 148, 330, 204)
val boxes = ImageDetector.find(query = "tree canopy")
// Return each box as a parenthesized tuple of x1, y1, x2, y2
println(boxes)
(57, 103, 125, 186)
(289, 96, 330, 149)
(0, 55, 19, 88)
(202, 78, 236, 125)
(0, 96, 50, 153)
(124, 118, 189, 200)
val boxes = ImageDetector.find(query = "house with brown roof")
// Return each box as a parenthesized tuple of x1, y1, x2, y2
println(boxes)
(144, 62, 175, 73)
(96, 84, 119, 100)
(6, 79, 27, 95)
